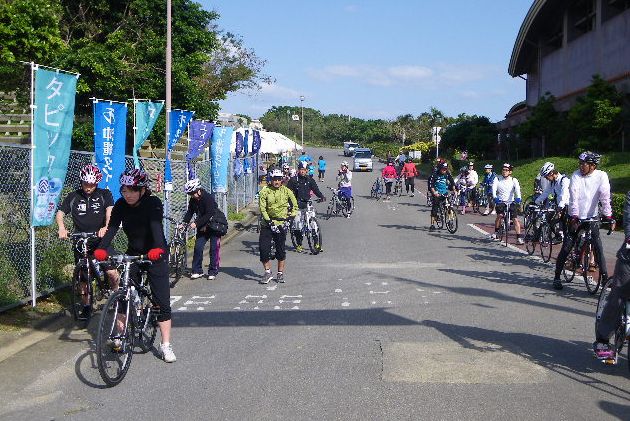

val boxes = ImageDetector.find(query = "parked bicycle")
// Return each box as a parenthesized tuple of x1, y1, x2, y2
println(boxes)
(165, 217, 187, 288)
(523, 204, 555, 263)
(96, 254, 159, 387)
(290, 200, 323, 255)
(562, 218, 615, 294)
(69, 232, 110, 322)
(434, 194, 458, 234)
(370, 177, 384, 200)
(326, 187, 354, 219)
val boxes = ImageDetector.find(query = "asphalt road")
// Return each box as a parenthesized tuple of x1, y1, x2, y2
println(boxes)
(1, 147, 628, 420)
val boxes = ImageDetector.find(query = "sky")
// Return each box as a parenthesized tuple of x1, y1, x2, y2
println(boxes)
(201, 0, 534, 123)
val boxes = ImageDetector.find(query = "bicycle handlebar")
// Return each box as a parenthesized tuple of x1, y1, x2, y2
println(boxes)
(70, 232, 99, 239)
(106, 254, 153, 265)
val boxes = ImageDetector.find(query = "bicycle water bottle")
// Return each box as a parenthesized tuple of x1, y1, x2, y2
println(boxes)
(92, 259, 104, 277)
(130, 286, 141, 317)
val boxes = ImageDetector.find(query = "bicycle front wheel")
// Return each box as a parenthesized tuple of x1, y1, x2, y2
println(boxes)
(137, 293, 158, 354)
(524, 224, 536, 255)
(539, 223, 553, 263)
(169, 241, 185, 287)
(96, 290, 134, 387)
(583, 245, 601, 295)
(307, 218, 322, 254)
(71, 265, 92, 322)
(445, 207, 458, 233)
(435, 205, 445, 229)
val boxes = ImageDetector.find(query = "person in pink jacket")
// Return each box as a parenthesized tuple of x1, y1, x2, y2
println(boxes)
(401, 157, 419, 197)
(382, 160, 398, 201)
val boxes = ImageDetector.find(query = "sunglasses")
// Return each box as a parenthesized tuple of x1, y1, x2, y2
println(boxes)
(271, 177, 283, 181)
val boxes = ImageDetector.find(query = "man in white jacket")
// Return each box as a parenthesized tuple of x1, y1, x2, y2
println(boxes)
(552, 151, 614, 290)
(536, 162, 570, 242)
(490, 163, 524, 244)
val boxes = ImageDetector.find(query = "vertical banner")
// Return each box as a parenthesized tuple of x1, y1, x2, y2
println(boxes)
(210, 126, 234, 193)
(133, 100, 164, 168)
(252, 130, 261, 155)
(165, 109, 194, 188)
(94, 100, 127, 201)
(243, 129, 250, 156)
(235, 131, 244, 157)
(187, 120, 214, 179)
(32, 68, 79, 226)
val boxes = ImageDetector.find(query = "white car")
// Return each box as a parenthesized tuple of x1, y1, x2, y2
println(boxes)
(343, 141, 360, 157)
(352, 148, 373, 172)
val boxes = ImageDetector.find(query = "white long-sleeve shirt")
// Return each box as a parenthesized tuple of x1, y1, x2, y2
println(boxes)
(337, 170, 352, 188)
(568, 169, 612, 219)
(468, 169, 479, 186)
(535, 173, 570, 208)
(492, 176, 521, 203)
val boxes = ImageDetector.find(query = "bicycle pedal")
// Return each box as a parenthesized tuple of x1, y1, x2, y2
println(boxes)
(603, 357, 618, 365)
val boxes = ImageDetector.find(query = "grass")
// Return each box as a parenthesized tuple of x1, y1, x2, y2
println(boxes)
(228, 210, 246, 221)
(0, 290, 69, 332)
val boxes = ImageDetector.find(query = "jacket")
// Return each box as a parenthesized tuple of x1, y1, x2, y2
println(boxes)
(182, 189, 218, 233)
(382, 165, 398, 181)
(401, 162, 418, 179)
(568, 169, 612, 219)
(287, 174, 325, 208)
(259, 185, 298, 225)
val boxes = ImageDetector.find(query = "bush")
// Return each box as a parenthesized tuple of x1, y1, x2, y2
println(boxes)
(612, 192, 626, 227)
(0, 255, 21, 308)
(37, 242, 73, 290)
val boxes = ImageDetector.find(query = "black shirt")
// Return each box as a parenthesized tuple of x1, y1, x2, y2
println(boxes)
(182, 189, 218, 232)
(98, 193, 167, 255)
(58, 188, 114, 233)
(286, 175, 324, 208)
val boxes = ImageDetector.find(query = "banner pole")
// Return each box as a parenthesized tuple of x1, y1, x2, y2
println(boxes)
(29, 63, 37, 307)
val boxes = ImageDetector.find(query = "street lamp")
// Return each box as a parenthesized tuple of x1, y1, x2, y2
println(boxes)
(300, 95, 305, 149)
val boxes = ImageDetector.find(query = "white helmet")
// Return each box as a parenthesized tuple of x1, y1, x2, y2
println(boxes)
(540, 162, 554, 177)
(270, 169, 283, 178)
(341, 161, 349, 167)
(484, 164, 493, 170)
(184, 178, 201, 193)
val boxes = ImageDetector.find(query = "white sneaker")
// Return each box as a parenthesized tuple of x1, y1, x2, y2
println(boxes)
(490, 210, 496, 215)
(260, 271, 273, 284)
(190, 273, 203, 279)
(490, 233, 498, 240)
(208, 275, 216, 280)
(516, 238, 525, 245)
(160, 343, 177, 363)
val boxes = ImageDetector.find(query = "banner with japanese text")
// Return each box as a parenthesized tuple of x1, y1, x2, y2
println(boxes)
(94, 100, 127, 201)
(164, 109, 194, 187)
(32, 68, 79, 226)
(210, 126, 233, 193)
(251, 130, 261, 155)
(133, 100, 164, 168)
(187, 120, 214, 179)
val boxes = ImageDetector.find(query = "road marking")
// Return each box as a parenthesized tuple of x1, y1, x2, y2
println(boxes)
(416, 289, 424, 292)
(371, 301, 377, 305)
(274, 305, 281, 310)
(246, 294, 267, 299)
(170, 296, 183, 306)
(468, 223, 529, 255)
(184, 295, 215, 305)
(177, 307, 187, 311)
(257, 300, 265, 304)
(239, 300, 248, 304)
(280, 294, 302, 298)
(370, 291, 390, 294)
(233, 307, 241, 310)
(341, 302, 350, 307)
(291, 306, 299, 310)
(279, 299, 301, 304)
(335, 288, 342, 293)
(432, 291, 442, 294)
(381, 282, 389, 285)
(266, 285, 278, 291)
(197, 307, 204, 311)
(365, 282, 372, 286)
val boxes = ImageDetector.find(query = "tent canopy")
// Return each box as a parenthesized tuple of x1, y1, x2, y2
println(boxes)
(230, 128, 302, 155)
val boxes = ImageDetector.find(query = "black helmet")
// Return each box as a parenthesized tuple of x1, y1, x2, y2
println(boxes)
(578, 151, 601, 165)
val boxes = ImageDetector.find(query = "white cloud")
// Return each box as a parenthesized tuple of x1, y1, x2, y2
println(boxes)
(260, 83, 302, 100)
(388, 65, 433, 80)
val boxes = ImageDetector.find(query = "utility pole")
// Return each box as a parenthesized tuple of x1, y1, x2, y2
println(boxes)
(300, 95, 305, 149)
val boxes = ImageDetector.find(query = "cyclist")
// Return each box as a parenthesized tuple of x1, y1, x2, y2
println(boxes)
(56, 164, 117, 319)
(287, 161, 326, 253)
(401, 157, 418, 197)
(552, 151, 613, 290)
(593, 191, 630, 360)
(467, 162, 479, 187)
(428, 162, 456, 231)
(282, 163, 291, 184)
(317, 155, 326, 182)
(535, 162, 570, 243)
(533, 162, 553, 201)
(297, 151, 312, 166)
(181, 178, 221, 280)
(482, 164, 497, 215)
(94, 169, 176, 363)
(454, 166, 475, 215)
(382, 160, 398, 202)
(395, 152, 406, 175)
(490, 163, 524, 244)
(337, 161, 354, 217)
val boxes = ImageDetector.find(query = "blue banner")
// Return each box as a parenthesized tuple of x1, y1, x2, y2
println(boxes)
(94, 101, 127, 201)
(243, 129, 250, 156)
(165, 109, 194, 185)
(235, 131, 244, 157)
(133, 100, 164, 168)
(32, 68, 78, 226)
(210, 126, 233, 193)
(187, 120, 214, 179)
(252, 130, 261, 155)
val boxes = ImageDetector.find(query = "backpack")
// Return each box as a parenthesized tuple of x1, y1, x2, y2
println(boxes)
(206, 207, 228, 236)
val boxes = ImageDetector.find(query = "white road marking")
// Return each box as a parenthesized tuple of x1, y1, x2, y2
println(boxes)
(233, 307, 241, 310)
(266, 285, 278, 291)
(468, 223, 529, 255)
(416, 289, 424, 292)
(170, 296, 183, 306)
(177, 307, 187, 311)
(381, 282, 389, 285)
(432, 291, 442, 294)
(279, 299, 301, 304)
(371, 301, 377, 305)
(341, 302, 350, 307)
(365, 282, 372, 285)
(291, 306, 299, 310)
(257, 300, 265, 304)
(253, 306, 260, 310)
(197, 307, 204, 311)
(280, 294, 302, 298)
(335, 288, 342, 293)
(274, 306, 281, 310)
(246, 294, 267, 299)
(184, 295, 215, 305)
(370, 291, 390, 294)
(239, 300, 248, 304)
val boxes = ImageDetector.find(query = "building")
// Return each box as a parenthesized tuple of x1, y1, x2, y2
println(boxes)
(499, 0, 630, 135)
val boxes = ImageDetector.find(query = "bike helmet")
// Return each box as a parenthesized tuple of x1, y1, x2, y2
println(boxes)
(79, 164, 102, 184)
(484, 164, 493, 170)
(502, 163, 514, 171)
(184, 178, 201, 193)
(438, 162, 448, 170)
(578, 151, 601, 165)
(468, 162, 474, 167)
(540, 162, 555, 177)
(282, 163, 290, 170)
(341, 161, 349, 167)
(298, 161, 309, 169)
(120, 168, 150, 188)
(270, 169, 283, 178)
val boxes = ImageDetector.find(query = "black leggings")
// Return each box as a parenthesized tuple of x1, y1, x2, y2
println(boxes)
(259, 225, 287, 262)
(555, 221, 607, 279)
(405, 178, 415, 192)
(130, 260, 171, 322)
(596, 254, 630, 342)
(385, 181, 393, 195)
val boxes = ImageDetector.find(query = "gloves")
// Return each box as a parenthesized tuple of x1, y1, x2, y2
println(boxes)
(94, 249, 108, 261)
(147, 248, 165, 261)
(270, 223, 281, 234)
(515, 198, 522, 204)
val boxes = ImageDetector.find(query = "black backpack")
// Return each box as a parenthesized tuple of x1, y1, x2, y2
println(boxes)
(206, 207, 228, 237)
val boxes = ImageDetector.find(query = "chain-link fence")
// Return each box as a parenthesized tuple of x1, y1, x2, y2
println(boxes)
(0, 144, 258, 311)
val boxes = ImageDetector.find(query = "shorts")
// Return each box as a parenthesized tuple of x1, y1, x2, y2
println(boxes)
(495, 202, 518, 218)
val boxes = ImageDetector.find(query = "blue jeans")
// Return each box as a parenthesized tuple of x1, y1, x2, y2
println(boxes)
(192, 234, 221, 275)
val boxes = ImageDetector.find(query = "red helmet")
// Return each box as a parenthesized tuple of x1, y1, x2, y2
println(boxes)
(120, 168, 150, 188)
(79, 164, 102, 184)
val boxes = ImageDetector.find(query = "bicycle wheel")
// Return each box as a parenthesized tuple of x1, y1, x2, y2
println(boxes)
(445, 206, 458, 233)
(503, 216, 509, 247)
(524, 223, 536, 255)
(169, 241, 185, 287)
(370, 183, 377, 199)
(435, 205, 445, 230)
(96, 290, 134, 387)
(522, 196, 534, 228)
(562, 249, 577, 283)
(326, 199, 335, 220)
(583, 244, 601, 295)
(71, 265, 92, 322)
(396, 180, 403, 197)
(539, 223, 553, 263)
(136, 291, 157, 353)
(307, 218, 322, 255)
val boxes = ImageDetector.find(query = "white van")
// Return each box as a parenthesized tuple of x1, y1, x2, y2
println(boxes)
(343, 141, 360, 157)
(352, 148, 373, 172)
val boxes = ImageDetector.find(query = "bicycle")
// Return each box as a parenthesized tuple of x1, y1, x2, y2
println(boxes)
(393, 176, 403, 197)
(165, 217, 187, 288)
(562, 218, 615, 294)
(96, 254, 159, 387)
(326, 187, 353, 219)
(523, 204, 555, 263)
(426, 190, 434, 207)
(596, 273, 630, 367)
(434, 194, 458, 234)
(495, 202, 520, 247)
(370, 177, 384, 200)
(471, 185, 486, 213)
(69, 232, 110, 322)
(290, 200, 323, 254)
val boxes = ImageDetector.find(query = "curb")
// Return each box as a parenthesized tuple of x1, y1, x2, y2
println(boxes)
(0, 311, 68, 364)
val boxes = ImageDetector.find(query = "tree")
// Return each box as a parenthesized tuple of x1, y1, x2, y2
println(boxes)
(516, 93, 569, 156)
(440, 115, 497, 159)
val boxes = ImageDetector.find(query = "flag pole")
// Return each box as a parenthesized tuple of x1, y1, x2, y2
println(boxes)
(29, 63, 37, 307)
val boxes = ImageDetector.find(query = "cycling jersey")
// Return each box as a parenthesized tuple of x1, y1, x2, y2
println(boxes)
(318, 160, 327, 171)
(468, 169, 479, 186)
(58, 188, 113, 233)
(483, 172, 497, 194)
(428, 171, 455, 196)
(258, 185, 298, 225)
(568, 169, 612, 219)
(492, 176, 521, 203)
(536, 174, 569, 208)
(287, 174, 325, 208)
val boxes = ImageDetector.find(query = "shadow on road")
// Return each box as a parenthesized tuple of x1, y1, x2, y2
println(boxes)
(220, 266, 260, 283)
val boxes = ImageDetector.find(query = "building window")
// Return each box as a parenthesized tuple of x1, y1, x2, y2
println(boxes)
(569, 0, 596, 40)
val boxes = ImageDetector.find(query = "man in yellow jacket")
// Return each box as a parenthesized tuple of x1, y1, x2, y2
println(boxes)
(258, 168, 298, 284)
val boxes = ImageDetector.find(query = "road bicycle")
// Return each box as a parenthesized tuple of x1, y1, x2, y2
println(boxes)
(524, 204, 555, 263)
(165, 217, 187, 288)
(290, 200, 323, 255)
(69, 232, 110, 322)
(370, 177, 384, 200)
(393, 176, 403, 197)
(96, 254, 159, 387)
(434, 194, 458, 234)
(495, 202, 520, 247)
(326, 187, 354, 219)
(471, 185, 486, 213)
(562, 218, 615, 294)
(426, 190, 434, 207)
(596, 267, 630, 367)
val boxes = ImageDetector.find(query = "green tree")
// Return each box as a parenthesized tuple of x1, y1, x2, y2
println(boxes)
(516, 93, 569, 156)
(440, 115, 497, 159)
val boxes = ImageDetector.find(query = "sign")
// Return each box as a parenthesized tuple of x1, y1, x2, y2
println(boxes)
(432, 126, 442, 145)
(165, 109, 194, 186)
(292, 114, 299, 121)
(210, 126, 234, 193)
(94, 101, 127, 201)
(133, 100, 164, 168)
(187, 120, 214, 179)
(32, 68, 78, 226)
